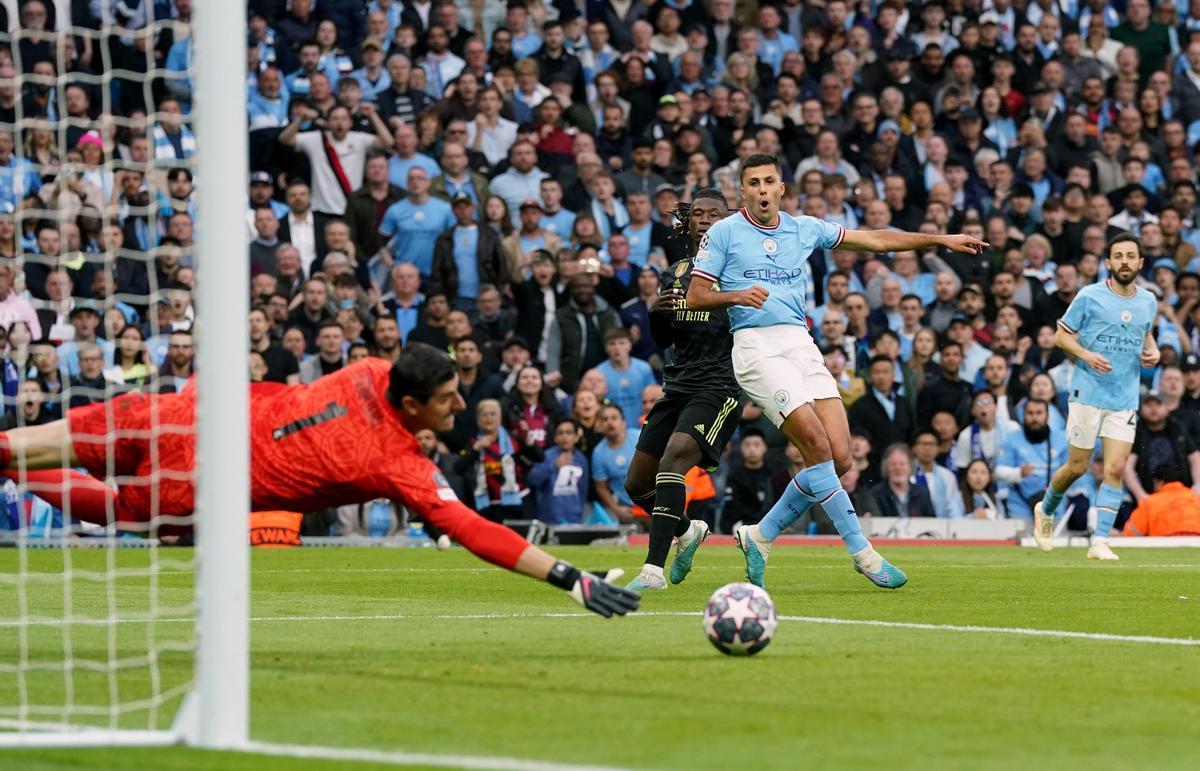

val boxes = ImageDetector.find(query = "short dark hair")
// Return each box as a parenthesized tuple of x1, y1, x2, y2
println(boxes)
(870, 354, 893, 368)
(739, 153, 782, 182)
(390, 343, 458, 405)
(741, 427, 766, 443)
(603, 326, 632, 344)
(316, 319, 343, 334)
(1105, 233, 1142, 261)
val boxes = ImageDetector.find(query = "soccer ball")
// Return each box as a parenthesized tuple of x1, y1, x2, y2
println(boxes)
(703, 582, 777, 656)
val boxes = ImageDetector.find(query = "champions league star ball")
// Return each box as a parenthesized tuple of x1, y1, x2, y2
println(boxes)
(703, 583, 777, 656)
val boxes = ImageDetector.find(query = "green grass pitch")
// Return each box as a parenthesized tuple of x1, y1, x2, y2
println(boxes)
(2, 544, 1199, 770)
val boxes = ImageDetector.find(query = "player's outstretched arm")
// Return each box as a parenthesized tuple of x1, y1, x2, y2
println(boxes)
(839, 230, 988, 255)
(686, 275, 768, 311)
(419, 495, 640, 618)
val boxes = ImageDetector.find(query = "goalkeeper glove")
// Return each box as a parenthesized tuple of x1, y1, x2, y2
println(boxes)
(547, 561, 641, 618)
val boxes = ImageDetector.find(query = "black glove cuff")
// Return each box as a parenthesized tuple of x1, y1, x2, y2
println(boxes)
(546, 560, 580, 591)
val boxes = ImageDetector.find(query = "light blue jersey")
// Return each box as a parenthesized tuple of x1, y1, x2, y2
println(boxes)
(1058, 281, 1157, 411)
(691, 209, 843, 332)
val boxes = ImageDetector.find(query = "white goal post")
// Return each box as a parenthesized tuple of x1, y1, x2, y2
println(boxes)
(0, 0, 249, 750)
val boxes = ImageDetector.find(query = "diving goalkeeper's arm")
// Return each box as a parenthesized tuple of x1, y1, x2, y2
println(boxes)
(409, 487, 640, 619)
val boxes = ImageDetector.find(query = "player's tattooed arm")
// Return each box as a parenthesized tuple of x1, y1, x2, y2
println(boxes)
(686, 275, 768, 311)
(839, 230, 988, 255)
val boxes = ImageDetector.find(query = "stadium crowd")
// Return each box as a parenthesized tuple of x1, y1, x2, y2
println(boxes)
(4, 0, 1200, 538)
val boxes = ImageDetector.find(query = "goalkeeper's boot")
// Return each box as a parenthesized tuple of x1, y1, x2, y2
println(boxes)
(1032, 502, 1055, 552)
(852, 546, 908, 590)
(734, 524, 772, 588)
(626, 565, 668, 591)
(1087, 538, 1120, 561)
(669, 520, 710, 585)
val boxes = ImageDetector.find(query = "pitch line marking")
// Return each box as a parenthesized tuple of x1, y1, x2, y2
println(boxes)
(4, 611, 1198, 648)
(243, 739, 643, 771)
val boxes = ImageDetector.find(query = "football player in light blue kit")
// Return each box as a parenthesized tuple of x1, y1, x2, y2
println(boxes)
(1033, 234, 1160, 560)
(687, 154, 988, 589)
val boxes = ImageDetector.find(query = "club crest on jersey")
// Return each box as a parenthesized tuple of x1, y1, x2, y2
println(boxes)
(774, 389, 790, 406)
(1121, 310, 1133, 323)
(763, 238, 778, 254)
(413, 210, 425, 221)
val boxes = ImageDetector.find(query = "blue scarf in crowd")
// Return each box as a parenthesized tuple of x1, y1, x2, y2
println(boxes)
(474, 426, 523, 510)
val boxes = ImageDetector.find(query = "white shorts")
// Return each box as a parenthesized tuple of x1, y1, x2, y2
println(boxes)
(732, 324, 840, 428)
(1065, 402, 1137, 449)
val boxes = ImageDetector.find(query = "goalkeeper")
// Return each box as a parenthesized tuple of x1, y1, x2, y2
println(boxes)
(0, 344, 640, 619)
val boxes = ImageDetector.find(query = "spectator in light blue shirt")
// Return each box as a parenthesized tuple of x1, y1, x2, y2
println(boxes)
(756, 5, 799, 75)
(378, 167, 456, 278)
(164, 35, 193, 113)
(0, 130, 40, 210)
(591, 404, 641, 524)
(286, 41, 338, 96)
(506, 4, 543, 59)
(595, 328, 657, 424)
(352, 38, 392, 101)
(247, 67, 291, 130)
(387, 123, 440, 187)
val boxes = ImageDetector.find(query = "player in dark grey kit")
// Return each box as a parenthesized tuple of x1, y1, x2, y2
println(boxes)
(625, 188, 742, 590)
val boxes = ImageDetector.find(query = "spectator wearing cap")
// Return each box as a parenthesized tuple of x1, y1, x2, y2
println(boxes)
(502, 199, 562, 284)
(56, 301, 113, 379)
(431, 193, 507, 310)
(246, 172, 290, 235)
(949, 107, 998, 168)
(352, 38, 391, 102)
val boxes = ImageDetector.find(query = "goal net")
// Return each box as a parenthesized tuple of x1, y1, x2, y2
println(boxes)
(0, 0, 248, 748)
